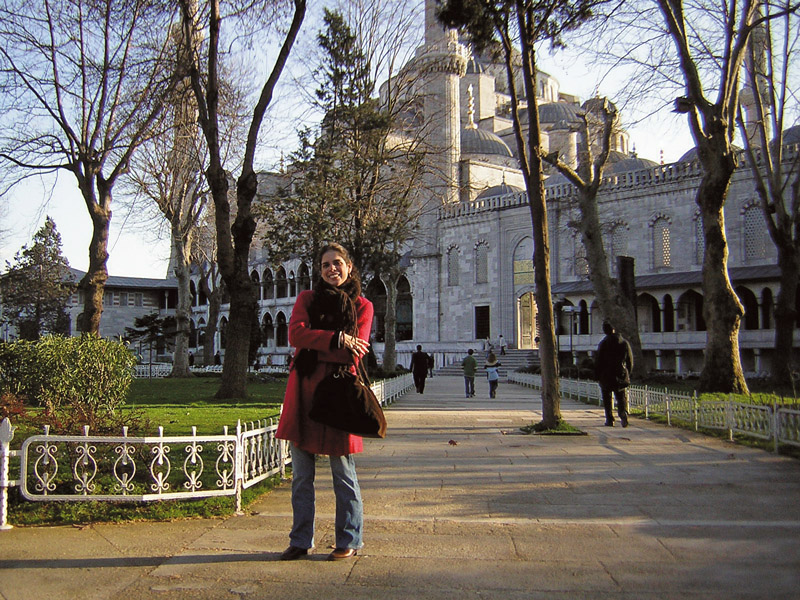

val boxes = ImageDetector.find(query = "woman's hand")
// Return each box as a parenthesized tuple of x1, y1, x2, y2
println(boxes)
(343, 333, 370, 356)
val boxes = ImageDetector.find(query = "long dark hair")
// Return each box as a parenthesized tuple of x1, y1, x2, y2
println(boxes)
(313, 242, 361, 294)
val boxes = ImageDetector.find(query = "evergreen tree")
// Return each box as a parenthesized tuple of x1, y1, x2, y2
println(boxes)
(1, 217, 75, 340)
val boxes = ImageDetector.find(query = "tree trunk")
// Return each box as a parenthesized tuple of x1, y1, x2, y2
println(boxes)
(215, 170, 258, 399)
(170, 229, 193, 378)
(696, 155, 748, 393)
(577, 190, 645, 379)
(382, 272, 398, 373)
(78, 184, 111, 336)
(772, 244, 799, 386)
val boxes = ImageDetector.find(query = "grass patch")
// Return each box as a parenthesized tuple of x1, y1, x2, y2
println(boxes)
(9, 473, 286, 527)
(520, 420, 586, 435)
(6, 376, 291, 527)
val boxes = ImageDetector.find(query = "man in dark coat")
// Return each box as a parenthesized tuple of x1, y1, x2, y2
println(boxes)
(595, 321, 634, 427)
(410, 344, 429, 394)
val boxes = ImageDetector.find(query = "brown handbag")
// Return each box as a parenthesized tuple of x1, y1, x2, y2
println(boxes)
(309, 361, 387, 438)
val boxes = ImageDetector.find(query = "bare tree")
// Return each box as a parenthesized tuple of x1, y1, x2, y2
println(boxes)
(544, 98, 646, 378)
(736, 4, 800, 385)
(655, 0, 800, 393)
(125, 26, 251, 377)
(179, 0, 306, 398)
(0, 1, 179, 335)
(439, 0, 610, 429)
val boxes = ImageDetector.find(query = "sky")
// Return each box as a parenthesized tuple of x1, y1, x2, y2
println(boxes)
(0, 20, 696, 282)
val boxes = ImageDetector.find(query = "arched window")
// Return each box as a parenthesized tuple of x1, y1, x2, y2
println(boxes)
(447, 246, 460, 286)
(263, 269, 274, 300)
(275, 267, 288, 298)
(651, 216, 671, 269)
(190, 280, 198, 307)
(694, 211, 705, 265)
(365, 278, 387, 342)
(743, 204, 767, 260)
(262, 313, 274, 346)
(189, 319, 197, 349)
(761, 288, 774, 329)
(513, 237, 534, 285)
(219, 317, 228, 349)
(606, 222, 628, 276)
(298, 263, 311, 292)
(573, 233, 589, 278)
(197, 318, 206, 348)
(397, 276, 413, 341)
(251, 270, 261, 300)
(275, 312, 288, 347)
(475, 241, 489, 284)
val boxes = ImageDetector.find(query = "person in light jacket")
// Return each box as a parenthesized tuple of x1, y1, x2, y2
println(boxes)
(484, 353, 501, 398)
(276, 243, 374, 561)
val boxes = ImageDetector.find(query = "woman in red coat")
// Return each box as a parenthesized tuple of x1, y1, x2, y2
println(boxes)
(276, 243, 374, 562)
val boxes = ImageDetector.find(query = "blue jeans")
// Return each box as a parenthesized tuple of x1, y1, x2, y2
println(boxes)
(289, 443, 363, 550)
(464, 376, 475, 397)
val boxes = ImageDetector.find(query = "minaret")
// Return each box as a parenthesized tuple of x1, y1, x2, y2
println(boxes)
(739, 8, 770, 149)
(416, 0, 468, 206)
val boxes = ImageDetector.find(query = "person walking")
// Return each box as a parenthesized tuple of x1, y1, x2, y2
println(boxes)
(498, 334, 507, 355)
(276, 243, 374, 561)
(409, 344, 429, 394)
(484, 352, 501, 398)
(595, 321, 633, 427)
(462, 349, 477, 398)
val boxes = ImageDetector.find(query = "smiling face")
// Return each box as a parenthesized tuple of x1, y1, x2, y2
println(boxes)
(320, 250, 352, 287)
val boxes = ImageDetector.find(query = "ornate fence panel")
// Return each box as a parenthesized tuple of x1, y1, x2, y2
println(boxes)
(1, 373, 414, 529)
(506, 373, 800, 451)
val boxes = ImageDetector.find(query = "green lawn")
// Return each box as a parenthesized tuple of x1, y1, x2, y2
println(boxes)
(123, 375, 286, 435)
(6, 374, 290, 526)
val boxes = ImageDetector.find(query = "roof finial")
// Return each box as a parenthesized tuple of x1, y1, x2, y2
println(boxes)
(467, 84, 477, 129)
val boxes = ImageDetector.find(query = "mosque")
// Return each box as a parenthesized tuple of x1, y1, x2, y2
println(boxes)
(180, 0, 798, 376)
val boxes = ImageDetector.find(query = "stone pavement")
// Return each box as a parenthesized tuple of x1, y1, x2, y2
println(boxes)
(2, 376, 800, 599)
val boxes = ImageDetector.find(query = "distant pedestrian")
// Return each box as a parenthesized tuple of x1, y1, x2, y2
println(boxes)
(188, 351, 194, 367)
(595, 322, 633, 427)
(485, 353, 501, 398)
(214, 351, 222, 365)
(462, 349, 477, 398)
(427, 352, 434, 377)
(410, 344, 429, 394)
(498, 335, 507, 355)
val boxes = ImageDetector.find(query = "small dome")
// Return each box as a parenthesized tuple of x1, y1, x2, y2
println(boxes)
(476, 183, 524, 199)
(538, 102, 582, 125)
(678, 147, 698, 163)
(465, 56, 484, 74)
(606, 154, 658, 174)
(582, 96, 618, 116)
(461, 127, 514, 157)
(780, 125, 800, 145)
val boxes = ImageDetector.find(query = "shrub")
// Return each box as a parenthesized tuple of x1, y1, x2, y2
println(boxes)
(0, 335, 136, 431)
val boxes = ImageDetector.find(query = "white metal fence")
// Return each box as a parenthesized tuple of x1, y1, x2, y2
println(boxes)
(0, 373, 413, 530)
(508, 372, 800, 452)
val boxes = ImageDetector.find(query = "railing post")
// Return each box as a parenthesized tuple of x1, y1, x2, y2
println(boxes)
(693, 391, 698, 431)
(1, 418, 15, 530)
(727, 395, 734, 442)
(644, 386, 649, 420)
(773, 402, 779, 453)
(235, 420, 243, 515)
(666, 391, 671, 427)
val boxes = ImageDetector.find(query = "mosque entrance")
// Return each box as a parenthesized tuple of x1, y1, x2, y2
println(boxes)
(517, 291, 538, 349)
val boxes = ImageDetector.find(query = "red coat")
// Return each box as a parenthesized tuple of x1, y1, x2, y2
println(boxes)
(276, 289, 374, 456)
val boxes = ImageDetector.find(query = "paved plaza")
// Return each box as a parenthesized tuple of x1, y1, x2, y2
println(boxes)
(1, 375, 799, 599)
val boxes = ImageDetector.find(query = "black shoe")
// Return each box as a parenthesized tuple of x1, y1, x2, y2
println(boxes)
(621, 416, 629, 428)
(604, 421, 614, 427)
(280, 546, 309, 561)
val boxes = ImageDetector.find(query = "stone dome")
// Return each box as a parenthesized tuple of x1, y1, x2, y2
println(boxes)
(606, 154, 659, 174)
(461, 127, 514, 157)
(780, 125, 800, 145)
(538, 102, 582, 125)
(476, 183, 525, 199)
